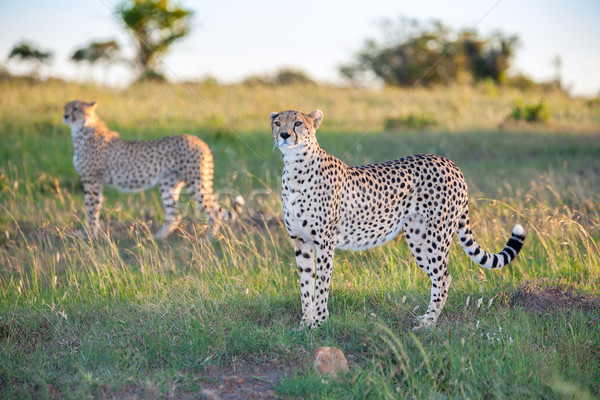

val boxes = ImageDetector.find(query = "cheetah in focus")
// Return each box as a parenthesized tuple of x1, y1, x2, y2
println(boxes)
(270, 109, 525, 330)
(63, 100, 244, 239)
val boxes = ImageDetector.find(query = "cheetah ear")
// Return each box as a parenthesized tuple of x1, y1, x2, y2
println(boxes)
(88, 101, 98, 111)
(270, 112, 279, 121)
(309, 109, 324, 129)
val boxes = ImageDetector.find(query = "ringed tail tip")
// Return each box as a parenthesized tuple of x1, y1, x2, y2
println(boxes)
(512, 224, 525, 238)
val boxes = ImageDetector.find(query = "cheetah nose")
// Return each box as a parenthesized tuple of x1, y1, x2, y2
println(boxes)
(280, 131, 291, 140)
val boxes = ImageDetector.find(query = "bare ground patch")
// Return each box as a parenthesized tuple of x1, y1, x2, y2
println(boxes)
(193, 365, 287, 400)
(509, 280, 600, 315)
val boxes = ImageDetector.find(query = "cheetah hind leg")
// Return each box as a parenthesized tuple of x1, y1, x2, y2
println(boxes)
(403, 213, 452, 330)
(154, 172, 185, 240)
(184, 179, 222, 240)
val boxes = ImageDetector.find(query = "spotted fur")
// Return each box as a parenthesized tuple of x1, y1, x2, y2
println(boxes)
(63, 100, 243, 239)
(271, 109, 525, 330)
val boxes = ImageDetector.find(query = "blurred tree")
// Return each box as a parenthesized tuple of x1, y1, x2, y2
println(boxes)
(340, 17, 519, 87)
(116, 0, 193, 81)
(71, 40, 121, 83)
(462, 30, 519, 84)
(71, 40, 120, 64)
(7, 41, 53, 78)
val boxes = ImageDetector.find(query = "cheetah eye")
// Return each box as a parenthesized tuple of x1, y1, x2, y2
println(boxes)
(294, 121, 302, 127)
(274, 121, 281, 127)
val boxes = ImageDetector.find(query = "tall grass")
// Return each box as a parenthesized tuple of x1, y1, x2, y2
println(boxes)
(0, 80, 599, 398)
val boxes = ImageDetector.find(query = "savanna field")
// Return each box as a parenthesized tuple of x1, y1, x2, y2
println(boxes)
(0, 79, 599, 398)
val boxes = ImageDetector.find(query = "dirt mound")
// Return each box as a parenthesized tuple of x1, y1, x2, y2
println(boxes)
(510, 280, 599, 315)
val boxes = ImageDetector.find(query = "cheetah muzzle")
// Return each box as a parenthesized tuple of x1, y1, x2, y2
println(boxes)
(270, 109, 525, 330)
(63, 100, 244, 239)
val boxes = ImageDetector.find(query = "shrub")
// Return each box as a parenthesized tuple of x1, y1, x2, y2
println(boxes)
(510, 99, 551, 123)
(507, 74, 538, 91)
(242, 68, 315, 87)
(384, 113, 439, 131)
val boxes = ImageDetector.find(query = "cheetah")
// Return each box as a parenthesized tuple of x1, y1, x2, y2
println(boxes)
(270, 109, 525, 330)
(63, 100, 244, 239)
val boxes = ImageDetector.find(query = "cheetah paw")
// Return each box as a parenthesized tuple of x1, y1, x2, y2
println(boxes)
(412, 315, 435, 331)
(294, 320, 315, 331)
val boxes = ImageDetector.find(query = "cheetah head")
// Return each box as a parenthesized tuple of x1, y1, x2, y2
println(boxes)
(270, 110, 323, 152)
(63, 100, 98, 130)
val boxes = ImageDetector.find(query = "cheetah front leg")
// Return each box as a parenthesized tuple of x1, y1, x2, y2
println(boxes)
(154, 172, 185, 240)
(312, 243, 336, 329)
(292, 237, 317, 329)
(82, 180, 104, 238)
(403, 214, 452, 330)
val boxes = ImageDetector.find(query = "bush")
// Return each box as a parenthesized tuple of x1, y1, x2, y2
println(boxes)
(585, 97, 600, 109)
(138, 69, 167, 82)
(384, 113, 439, 131)
(510, 99, 551, 123)
(507, 74, 538, 91)
(273, 68, 315, 86)
(242, 68, 315, 87)
(340, 17, 519, 87)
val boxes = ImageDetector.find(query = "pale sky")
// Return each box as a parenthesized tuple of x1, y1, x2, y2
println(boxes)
(1, 0, 599, 97)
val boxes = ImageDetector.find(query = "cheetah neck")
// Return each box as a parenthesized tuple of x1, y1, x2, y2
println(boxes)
(281, 142, 349, 190)
(71, 119, 120, 142)
(281, 142, 326, 168)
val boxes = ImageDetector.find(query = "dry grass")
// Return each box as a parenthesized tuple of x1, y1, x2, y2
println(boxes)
(0, 79, 599, 398)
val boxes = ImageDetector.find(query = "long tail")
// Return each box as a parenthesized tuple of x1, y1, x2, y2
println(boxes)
(457, 210, 525, 269)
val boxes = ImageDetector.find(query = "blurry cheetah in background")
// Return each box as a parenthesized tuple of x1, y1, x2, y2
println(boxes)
(63, 100, 243, 239)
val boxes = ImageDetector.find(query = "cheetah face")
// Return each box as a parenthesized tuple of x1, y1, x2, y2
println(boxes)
(63, 100, 97, 129)
(270, 109, 324, 152)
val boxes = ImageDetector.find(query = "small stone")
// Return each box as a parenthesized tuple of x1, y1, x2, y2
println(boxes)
(199, 389, 219, 400)
(312, 346, 349, 379)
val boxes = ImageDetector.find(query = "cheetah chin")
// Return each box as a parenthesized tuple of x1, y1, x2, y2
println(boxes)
(271, 109, 525, 330)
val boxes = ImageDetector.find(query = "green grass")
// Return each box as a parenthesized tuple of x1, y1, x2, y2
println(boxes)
(0, 80, 599, 398)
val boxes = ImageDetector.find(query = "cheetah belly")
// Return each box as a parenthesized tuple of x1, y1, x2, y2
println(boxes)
(104, 168, 162, 193)
(336, 215, 405, 251)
